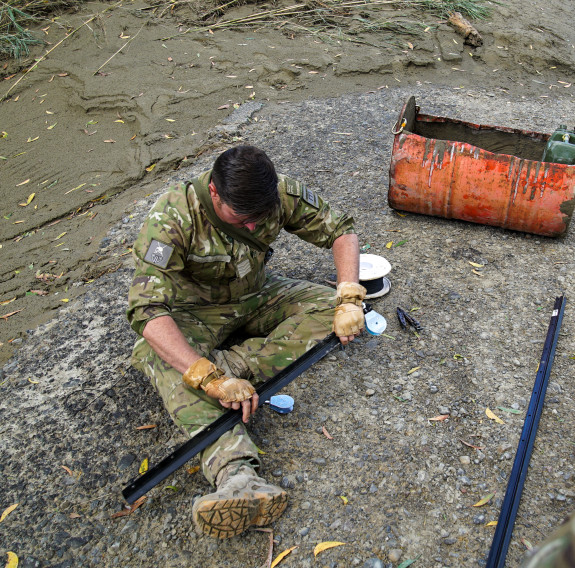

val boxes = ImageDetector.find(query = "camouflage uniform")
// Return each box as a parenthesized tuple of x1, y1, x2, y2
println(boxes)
(127, 170, 355, 485)
(521, 513, 575, 567)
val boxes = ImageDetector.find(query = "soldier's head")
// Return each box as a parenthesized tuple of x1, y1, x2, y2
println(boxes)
(209, 145, 280, 230)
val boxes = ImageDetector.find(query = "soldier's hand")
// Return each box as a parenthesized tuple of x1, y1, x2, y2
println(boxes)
(333, 281, 366, 344)
(220, 392, 259, 423)
(333, 303, 365, 344)
(201, 376, 256, 403)
(182, 358, 258, 423)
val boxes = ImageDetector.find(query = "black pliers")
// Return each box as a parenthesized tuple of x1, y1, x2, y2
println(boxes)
(397, 307, 422, 332)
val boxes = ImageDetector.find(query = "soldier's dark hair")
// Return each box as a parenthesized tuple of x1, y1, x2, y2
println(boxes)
(211, 145, 280, 222)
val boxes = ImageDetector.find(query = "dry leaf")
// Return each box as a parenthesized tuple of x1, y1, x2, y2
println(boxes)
(468, 261, 485, 268)
(139, 458, 149, 474)
(460, 438, 483, 450)
(217, 104, 230, 110)
(339, 495, 348, 505)
(485, 408, 505, 424)
(386, 241, 393, 249)
(473, 493, 494, 507)
(145, 164, 156, 172)
(187, 465, 200, 475)
(270, 546, 298, 568)
(0, 298, 15, 306)
(64, 183, 86, 195)
(18, 193, 35, 207)
(5, 552, 18, 568)
(16, 178, 30, 186)
(521, 537, 534, 550)
(61, 465, 73, 476)
(485, 520, 497, 527)
(322, 426, 333, 439)
(407, 42, 414, 49)
(472, 269, 484, 277)
(103, 139, 116, 143)
(428, 415, 449, 421)
(110, 496, 147, 519)
(69, 513, 82, 519)
(314, 542, 346, 557)
(0, 310, 22, 321)
(1, 503, 18, 523)
(407, 366, 420, 375)
(136, 424, 157, 430)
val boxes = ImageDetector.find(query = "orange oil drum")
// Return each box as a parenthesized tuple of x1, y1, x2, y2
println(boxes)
(388, 96, 575, 237)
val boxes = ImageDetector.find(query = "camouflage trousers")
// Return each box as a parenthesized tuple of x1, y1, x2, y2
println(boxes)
(131, 274, 336, 486)
(522, 512, 575, 567)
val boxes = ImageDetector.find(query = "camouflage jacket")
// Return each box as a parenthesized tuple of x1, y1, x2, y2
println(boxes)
(127, 170, 355, 336)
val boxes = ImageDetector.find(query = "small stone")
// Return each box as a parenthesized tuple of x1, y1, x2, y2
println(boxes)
(429, 385, 438, 394)
(366, 389, 375, 396)
(299, 527, 310, 537)
(473, 514, 485, 524)
(363, 559, 384, 568)
(117, 454, 136, 471)
(300, 501, 312, 510)
(388, 549, 403, 563)
(271, 469, 283, 478)
(459, 456, 471, 465)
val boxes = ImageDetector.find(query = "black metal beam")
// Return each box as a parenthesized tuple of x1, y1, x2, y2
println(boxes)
(122, 332, 341, 503)
(486, 295, 567, 568)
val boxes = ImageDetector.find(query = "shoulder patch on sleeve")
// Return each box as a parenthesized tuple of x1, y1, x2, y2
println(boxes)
(285, 178, 301, 197)
(301, 185, 319, 208)
(144, 239, 174, 269)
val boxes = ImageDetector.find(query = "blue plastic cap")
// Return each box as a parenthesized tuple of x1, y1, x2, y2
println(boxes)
(269, 395, 294, 414)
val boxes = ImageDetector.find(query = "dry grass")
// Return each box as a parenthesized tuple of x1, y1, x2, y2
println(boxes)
(150, 0, 494, 45)
(1, 0, 494, 58)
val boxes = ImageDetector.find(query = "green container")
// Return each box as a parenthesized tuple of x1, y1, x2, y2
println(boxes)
(542, 124, 575, 165)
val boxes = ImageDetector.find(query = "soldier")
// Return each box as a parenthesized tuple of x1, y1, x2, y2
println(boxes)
(126, 145, 365, 538)
(521, 513, 575, 567)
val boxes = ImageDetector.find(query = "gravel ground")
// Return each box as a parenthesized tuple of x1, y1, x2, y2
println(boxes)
(1, 85, 575, 568)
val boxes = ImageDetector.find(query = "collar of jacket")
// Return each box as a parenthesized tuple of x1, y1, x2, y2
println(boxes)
(190, 171, 269, 254)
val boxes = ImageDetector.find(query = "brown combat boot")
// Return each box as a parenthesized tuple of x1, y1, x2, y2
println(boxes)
(192, 464, 288, 539)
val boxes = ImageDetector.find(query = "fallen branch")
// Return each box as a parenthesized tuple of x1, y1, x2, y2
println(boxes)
(448, 11, 483, 46)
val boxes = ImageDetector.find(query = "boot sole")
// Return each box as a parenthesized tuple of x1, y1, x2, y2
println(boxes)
(193, 489, 288, 539)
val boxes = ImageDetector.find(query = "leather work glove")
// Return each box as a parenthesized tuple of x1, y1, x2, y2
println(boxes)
(332, 281, 367, 338)
(182, 358, 255, 403)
